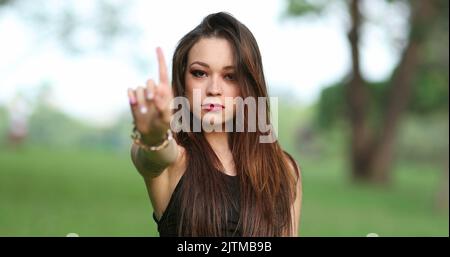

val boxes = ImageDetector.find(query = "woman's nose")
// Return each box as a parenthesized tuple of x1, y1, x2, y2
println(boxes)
(206, 76, 223, 96)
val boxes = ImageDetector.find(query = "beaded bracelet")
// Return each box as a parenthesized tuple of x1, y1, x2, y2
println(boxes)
(131, 127, 173, 151)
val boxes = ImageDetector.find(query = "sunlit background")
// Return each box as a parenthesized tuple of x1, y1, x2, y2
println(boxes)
(0, 0, 448, 236)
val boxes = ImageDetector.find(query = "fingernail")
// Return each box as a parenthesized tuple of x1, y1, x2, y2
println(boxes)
(140, 106, 148, 114)
(147, 92, 154, 100)
(129, 97, 136, 105)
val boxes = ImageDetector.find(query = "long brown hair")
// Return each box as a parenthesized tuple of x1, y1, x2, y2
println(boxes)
(171, 12, 300, 236)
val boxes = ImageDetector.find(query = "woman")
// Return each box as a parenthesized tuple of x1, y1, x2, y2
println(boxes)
(128, 12, 302, 236)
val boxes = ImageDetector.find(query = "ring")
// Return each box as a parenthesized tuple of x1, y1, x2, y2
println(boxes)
(140, 106, 148, 114)
(146, 91, 154, 100)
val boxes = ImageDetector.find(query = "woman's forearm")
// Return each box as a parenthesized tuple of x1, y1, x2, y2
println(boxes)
(131, 139, 179, 178)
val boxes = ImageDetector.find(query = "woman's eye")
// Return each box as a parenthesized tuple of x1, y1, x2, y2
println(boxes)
(224, 74, 236, 81)
(191, 70, 206, 78)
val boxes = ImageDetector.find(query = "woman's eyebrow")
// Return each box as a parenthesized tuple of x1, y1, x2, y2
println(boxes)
(189, 61, 235, 70)
(223, 65, 235, 70)
(190, 61, 209, 68)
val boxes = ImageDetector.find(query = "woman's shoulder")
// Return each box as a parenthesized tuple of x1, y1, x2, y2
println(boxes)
(282, 150, 301, 181)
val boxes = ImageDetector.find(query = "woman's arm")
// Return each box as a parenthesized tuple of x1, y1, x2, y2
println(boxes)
(130, 139, 179, 178)
(127, 47, 185, 219)
(292, 170, 302, 236)
(284, 152, 302, 236)
(128, 47, 176, 178)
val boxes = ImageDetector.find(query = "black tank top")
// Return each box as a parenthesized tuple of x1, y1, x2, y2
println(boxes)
(152, 172, 241, 236)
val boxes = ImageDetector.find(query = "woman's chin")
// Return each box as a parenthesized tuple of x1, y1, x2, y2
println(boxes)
(201, 117, 235, 132)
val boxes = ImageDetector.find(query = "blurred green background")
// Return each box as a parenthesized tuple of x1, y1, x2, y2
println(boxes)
(0, 0, 448, 236)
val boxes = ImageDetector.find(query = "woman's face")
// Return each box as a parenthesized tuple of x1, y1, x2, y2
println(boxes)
(185, 37, 241, 128)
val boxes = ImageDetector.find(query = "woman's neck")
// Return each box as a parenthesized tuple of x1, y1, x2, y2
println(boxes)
(203, 131, 230, 155)
(204, 131, 236, 175)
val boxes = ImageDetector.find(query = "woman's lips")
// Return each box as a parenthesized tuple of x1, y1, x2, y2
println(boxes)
(202, 103, 225, 112)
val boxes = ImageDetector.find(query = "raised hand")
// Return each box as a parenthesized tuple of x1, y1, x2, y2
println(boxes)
(128, 47, 174, 145)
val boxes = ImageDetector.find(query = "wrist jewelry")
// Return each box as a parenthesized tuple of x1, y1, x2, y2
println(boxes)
(131, 127, 173, 151)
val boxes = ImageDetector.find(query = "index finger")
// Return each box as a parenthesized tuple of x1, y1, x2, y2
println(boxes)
(156, 47, 169, 86)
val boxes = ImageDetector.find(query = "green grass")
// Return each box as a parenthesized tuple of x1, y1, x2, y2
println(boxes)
(0, 147, 157, 236)
(0, 146, 448, 236)
(298, 155, 448, 236)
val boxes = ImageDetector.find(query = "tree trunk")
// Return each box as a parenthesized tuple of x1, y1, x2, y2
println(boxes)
(347, 0, 434, 184)
(366, 0, 434, 184)
(367, 42, 419, 184)
(346, 0, 374, 181)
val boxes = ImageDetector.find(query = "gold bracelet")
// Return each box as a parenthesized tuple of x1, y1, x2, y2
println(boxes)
(131, 128, 173, 151)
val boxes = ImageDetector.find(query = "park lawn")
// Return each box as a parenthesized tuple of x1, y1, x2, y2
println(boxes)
(299, 155, 448, 236)
(0, 147, 448, 236)
(0, 147, 156, 236)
